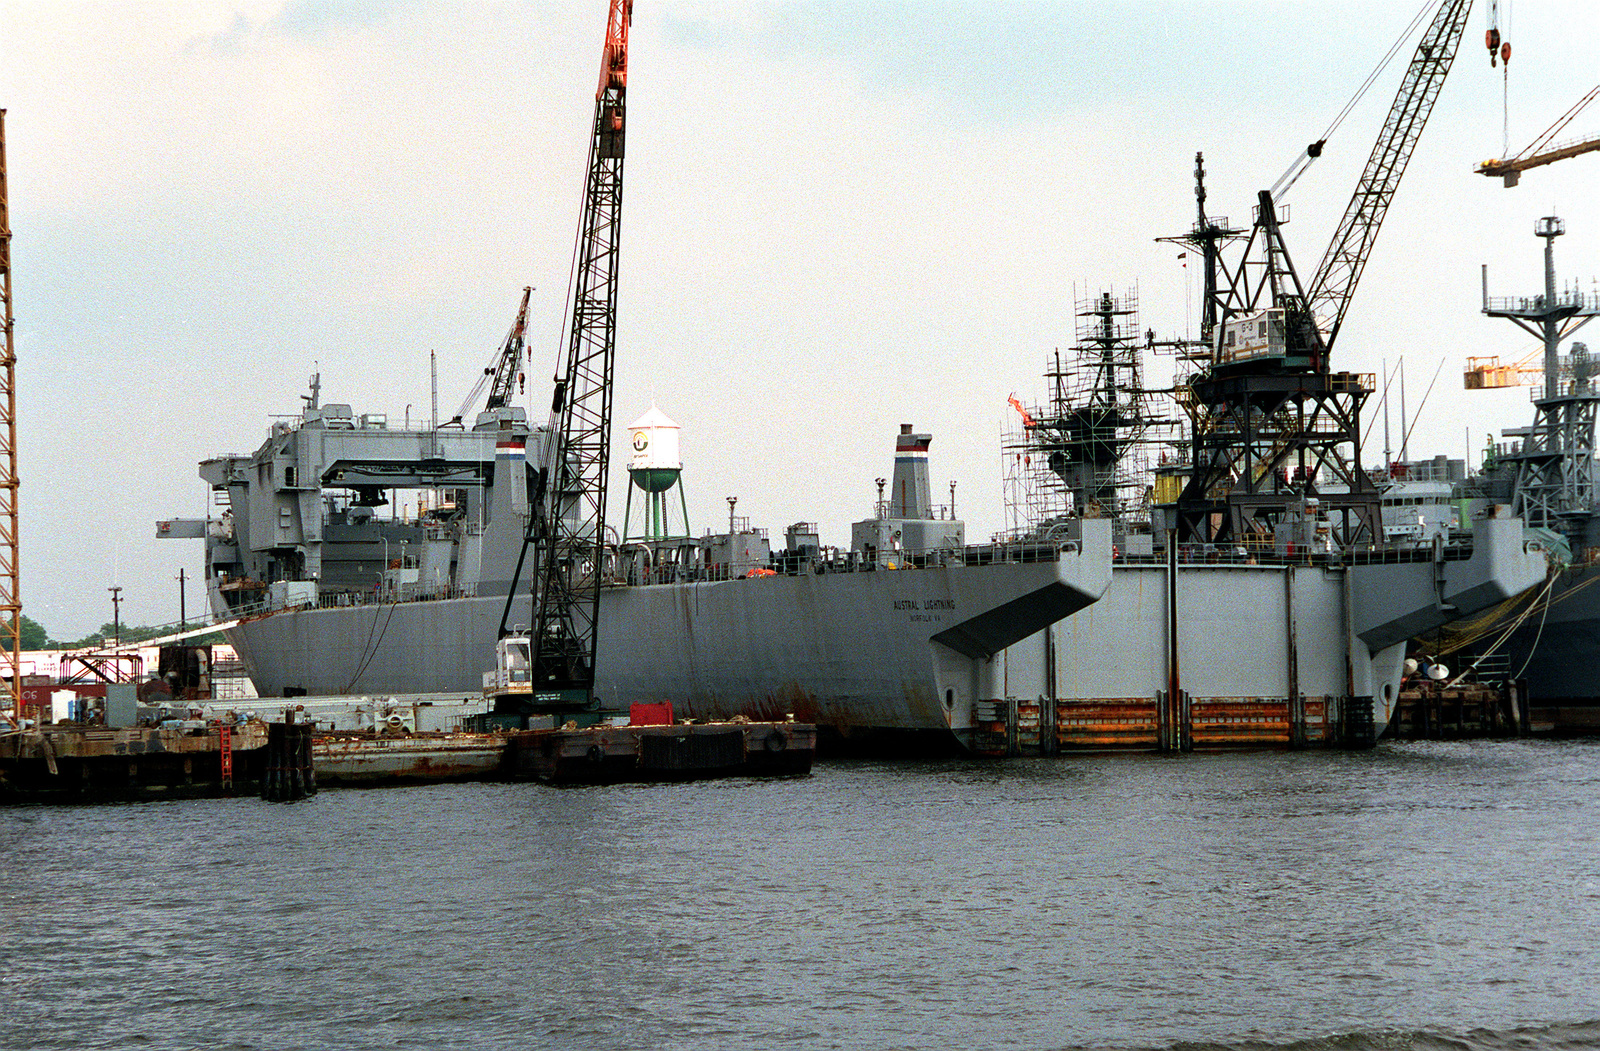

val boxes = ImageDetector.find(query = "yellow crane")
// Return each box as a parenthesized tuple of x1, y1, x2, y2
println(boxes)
(1463, 345, 1544, 388)
(1478, 83, 1600, 186)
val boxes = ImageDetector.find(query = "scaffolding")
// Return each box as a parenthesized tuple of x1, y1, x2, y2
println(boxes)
(1003, 289, 1181, 537)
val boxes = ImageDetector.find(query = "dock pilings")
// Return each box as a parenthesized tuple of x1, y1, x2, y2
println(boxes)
(261, 712, 316, 802)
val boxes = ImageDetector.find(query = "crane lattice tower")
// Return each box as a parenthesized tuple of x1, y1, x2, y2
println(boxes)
(0, 111, 20, 718)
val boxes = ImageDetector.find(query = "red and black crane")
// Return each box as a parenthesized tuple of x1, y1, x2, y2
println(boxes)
(496, 0, 632, 719)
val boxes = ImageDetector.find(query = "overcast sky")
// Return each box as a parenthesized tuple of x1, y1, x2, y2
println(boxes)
(2, 0, 1598, 638)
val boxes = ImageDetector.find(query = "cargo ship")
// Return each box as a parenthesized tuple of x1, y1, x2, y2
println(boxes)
(157, 364, 1547, 752)
(159, 391, 1119, 750)
(154, 0, 1550, 752)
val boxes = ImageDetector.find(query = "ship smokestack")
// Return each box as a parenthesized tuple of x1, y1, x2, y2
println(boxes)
(891, 424, 933, 520)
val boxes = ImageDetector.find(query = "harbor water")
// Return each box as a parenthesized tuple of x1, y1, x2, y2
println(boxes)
(2, 739, 1598, 1051)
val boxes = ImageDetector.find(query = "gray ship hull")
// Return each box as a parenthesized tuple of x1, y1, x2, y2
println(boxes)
(225, 516, 1548, 749)
(1489, 562, 1600, 730)
(227, 529, 1117, 747)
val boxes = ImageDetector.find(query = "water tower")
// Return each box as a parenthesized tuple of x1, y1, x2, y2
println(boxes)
(621, 406, 691, 541)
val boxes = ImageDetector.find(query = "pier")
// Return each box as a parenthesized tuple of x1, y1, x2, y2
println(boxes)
(1389, 680, 1529, 740)
(0, 708, 815, 803)
(0, 723, 267, 802)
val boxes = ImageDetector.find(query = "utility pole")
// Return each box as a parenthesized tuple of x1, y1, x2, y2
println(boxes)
(177, 568, 186, 629)
(108, 586, 122, 648)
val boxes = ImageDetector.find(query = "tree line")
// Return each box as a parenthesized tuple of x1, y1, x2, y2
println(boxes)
(19, 615, 224, 651)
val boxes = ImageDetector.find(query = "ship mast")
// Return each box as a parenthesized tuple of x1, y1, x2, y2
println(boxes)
(0, 111, 20, 721)
(1483, 218, 1600, 537)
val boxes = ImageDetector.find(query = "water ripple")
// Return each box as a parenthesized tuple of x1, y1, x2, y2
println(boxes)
(0, 742, 1597, 1049)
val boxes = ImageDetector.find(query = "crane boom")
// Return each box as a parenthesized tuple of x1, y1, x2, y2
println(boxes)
(0, 111, 18, 722)
(449, 286, 531, 426)
(485, 286, 531, 412)
(523, 0, 632, 704)
(1306, 0, 1472, 354)
(1477, 84, 1600, 185)
(1477, 135, 1600, 179)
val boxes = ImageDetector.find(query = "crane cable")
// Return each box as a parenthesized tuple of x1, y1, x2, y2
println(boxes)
(1501, 31, 1510, 159)
(1396, 356, 1448, 462)
(1436, 570, 1558, 690)
(1270, 0, 1437, 202)
(1486, 0, 1515, 158)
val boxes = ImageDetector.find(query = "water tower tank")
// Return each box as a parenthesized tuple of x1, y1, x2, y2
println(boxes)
(627, 406, 681, 493)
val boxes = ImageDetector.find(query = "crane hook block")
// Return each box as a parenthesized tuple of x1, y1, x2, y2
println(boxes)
(1501, 42, 1511, 66)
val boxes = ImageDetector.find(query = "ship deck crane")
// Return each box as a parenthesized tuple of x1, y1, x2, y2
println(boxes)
(496, 0, 631, 720)
(1172, 0, 1472, 546)
(1476, 84, 1600, 187)
(448, 286, 531, 426)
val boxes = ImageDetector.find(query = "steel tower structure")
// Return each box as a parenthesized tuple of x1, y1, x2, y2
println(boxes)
(512, 0, 632, 710)
(1487, 217, 1600, 538)
(0, 111, 19, 717)
(1005, 289, 1178, 530)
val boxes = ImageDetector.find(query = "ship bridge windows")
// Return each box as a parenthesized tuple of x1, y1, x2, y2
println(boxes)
(1381, 495, 1449, 507)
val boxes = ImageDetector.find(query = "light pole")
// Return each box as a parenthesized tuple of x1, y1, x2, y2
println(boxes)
(108, 586, 122, 648)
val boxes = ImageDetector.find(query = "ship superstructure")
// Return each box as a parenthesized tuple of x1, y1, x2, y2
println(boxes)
(1478, 217, 1600, 547)
(167, 382, 541, 620)
(1425, 217, 1600, 729)
(1003, 288, 1180, 551)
